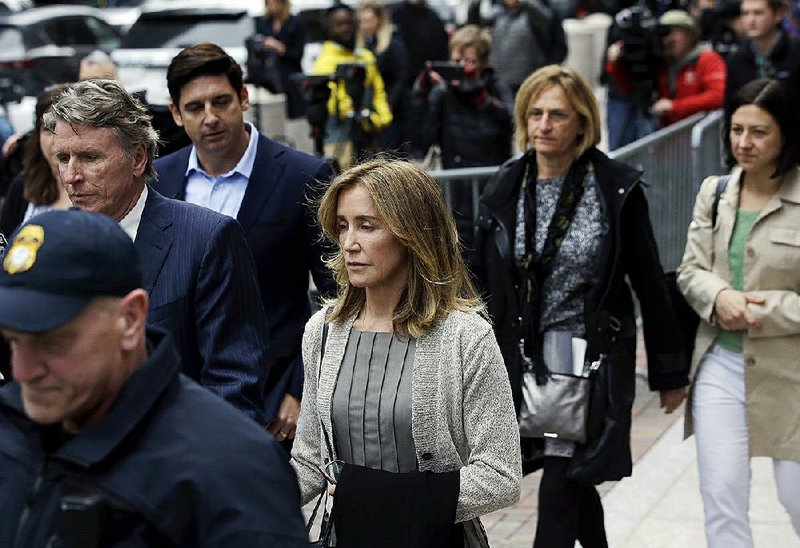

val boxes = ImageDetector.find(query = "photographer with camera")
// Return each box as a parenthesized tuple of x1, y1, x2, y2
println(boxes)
(251, 0, 308, 120)
(312, 3, 392, 168)
(410, 25, 513, 250)
(606, 9, 726, 135)
(603, 4, 661, 149)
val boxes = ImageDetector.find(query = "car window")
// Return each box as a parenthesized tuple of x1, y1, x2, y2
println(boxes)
(122, 14, 255, 48)
(39, 18, 81, 46)
(0, 26, 25, 57)
(38, 16, 118, 48)
(84, 16, 121, 49)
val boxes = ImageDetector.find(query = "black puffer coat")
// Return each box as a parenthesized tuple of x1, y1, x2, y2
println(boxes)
(410, 69, 513, 169)
(472, 148, 688, 484)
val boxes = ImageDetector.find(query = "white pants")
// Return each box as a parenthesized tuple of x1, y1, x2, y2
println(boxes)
(693, 344, 800, 548)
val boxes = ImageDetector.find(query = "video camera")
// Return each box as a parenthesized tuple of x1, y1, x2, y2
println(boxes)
(245, 33, 283, 93)
(699, 0, 742, 59)
(291, 63, 368, 158)
(614, 4, 665, 84)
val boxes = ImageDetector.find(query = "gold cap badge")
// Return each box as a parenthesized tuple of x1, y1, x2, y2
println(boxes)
(3, 224, 45, 275)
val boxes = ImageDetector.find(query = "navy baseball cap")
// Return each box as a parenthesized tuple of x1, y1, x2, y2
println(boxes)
(0, 209, 142, 334)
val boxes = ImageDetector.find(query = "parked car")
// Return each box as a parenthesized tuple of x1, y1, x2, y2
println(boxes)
(0, 5, 122, 102)
(112, 4, 257, 105)
(0, 0, 32, 13)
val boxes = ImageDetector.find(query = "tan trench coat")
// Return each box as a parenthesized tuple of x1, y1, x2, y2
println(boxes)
(677, 165, 800, 461)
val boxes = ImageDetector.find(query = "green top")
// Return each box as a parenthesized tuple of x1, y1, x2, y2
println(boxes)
(716, 209, 760, 353)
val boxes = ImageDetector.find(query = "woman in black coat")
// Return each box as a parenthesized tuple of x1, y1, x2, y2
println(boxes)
(254, 0, 308, 120)
(472, 65, 689, 548)
(356, 0, 410, 150)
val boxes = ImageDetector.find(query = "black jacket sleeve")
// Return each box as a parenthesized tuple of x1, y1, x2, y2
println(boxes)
(621, 185, 689, 390)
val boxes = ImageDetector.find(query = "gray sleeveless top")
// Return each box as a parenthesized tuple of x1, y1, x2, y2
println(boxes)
(331, 329, 417, 473)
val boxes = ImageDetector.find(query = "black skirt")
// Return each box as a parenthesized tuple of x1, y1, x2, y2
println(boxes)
(333, 464, 461, 548)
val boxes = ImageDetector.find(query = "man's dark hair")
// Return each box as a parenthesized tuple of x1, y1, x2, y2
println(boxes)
(167, 42, 244, 106)
(326, 3, 354, 18)
(724, 78, 799, 177)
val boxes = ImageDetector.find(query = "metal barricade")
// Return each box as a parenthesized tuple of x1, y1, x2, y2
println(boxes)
(691, 110, 726, 191)
(428, 165, 500, 224)
(609, 113, 704, 270)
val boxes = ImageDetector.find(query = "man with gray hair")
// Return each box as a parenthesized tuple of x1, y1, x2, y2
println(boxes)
(45, 79, 271, 424)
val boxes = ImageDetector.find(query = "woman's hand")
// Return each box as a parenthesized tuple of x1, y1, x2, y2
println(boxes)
(713, 289, 765, 331)
(659, 387, 686, 413)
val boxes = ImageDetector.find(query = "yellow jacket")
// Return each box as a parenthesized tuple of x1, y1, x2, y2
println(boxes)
(311, 41, 392, 131)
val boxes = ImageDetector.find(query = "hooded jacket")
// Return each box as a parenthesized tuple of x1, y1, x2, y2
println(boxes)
(473, 148, 688, 482)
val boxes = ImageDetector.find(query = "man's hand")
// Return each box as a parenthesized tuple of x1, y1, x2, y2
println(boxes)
(607, 40, 623, 63)
(714, 289, 764, 331)
(266, 393, 301, 441)
(660, 387, 686, 413)
(651, 98, 674, 116)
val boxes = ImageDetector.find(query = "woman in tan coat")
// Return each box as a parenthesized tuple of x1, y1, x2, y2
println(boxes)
(677, 78, 800, 547)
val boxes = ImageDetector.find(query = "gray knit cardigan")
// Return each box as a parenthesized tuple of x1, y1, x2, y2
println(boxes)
(291, 308, 522, 524)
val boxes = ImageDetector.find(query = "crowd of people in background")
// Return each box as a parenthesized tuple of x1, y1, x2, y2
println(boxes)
(1, 0, 800, 546)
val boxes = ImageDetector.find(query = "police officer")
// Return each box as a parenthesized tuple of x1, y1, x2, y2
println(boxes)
(0, 209, 308, 547)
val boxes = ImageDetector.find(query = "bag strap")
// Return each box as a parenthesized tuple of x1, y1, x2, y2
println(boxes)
(306, 315, 334, 535)
(711, 175, 729, 228)
(518, 152, 589, 382)
(317, 320, 335, 461)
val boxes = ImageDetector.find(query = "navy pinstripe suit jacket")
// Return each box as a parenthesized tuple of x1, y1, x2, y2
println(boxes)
(136, 187, 269, 424)
(153, 135, 335, 421)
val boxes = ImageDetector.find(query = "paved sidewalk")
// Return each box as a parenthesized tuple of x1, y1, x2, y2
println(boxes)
(485, 379, 798, 548)
(604, 419, 799, 548)
(483, 373, 674, 547)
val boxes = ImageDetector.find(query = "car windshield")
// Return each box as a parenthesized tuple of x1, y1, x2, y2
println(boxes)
(0, 26, 25, 57)
(121, 13, 254, 48)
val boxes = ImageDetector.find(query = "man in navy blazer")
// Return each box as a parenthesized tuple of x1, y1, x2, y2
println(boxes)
(45, 79, 270, 425)
(154, 43, 335, 442)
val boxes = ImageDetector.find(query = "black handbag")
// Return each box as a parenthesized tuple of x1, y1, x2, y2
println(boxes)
(515, 153, 599, 441)
(518, 352, 605, 443)
(665, 175, 729, 364)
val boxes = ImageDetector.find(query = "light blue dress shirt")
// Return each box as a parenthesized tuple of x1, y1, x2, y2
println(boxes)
(184, 122, 259, 218)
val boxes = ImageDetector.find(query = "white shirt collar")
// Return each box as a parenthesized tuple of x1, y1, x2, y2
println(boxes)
(119, 185, 148, 241)
(185, 122, 259, 179)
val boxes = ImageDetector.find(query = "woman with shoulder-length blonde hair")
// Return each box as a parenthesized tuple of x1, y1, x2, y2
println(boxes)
(292, 158, 521, 547)
(473, 65, 688, 547)
(356, 1, 409, 149)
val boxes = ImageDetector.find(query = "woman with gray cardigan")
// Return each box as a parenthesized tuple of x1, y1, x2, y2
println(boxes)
(291, 158, 521, 547)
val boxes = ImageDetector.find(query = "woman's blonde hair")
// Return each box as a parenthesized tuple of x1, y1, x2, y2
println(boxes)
(513, 65, 601, 157)
(317, 158, 485, 337)
(266, 0, 292, 22)
(449, 24, 492, 64)
(355, 0, 392, 54)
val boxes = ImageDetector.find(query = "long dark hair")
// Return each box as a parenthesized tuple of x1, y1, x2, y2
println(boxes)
(22, 84, 69, 205)
(724, 78, 799, 177)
